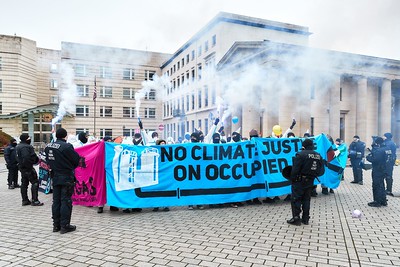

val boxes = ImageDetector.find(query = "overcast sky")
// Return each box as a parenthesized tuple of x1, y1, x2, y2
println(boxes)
(1, 0, 399, 60)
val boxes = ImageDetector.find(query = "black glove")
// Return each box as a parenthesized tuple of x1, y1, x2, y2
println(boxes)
(138, 120, 143, 130)
(290, 119, 296, 130)
(218, 126, 224, 133)
(214, 118, 220, 126)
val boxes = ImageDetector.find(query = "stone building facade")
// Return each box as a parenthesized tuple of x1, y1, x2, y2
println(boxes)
(1, 12, 400, 146)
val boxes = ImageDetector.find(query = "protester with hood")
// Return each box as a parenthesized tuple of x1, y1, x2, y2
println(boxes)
(383, 132, 397, 196)
(4, 138, 19, 189)
(366, 137, 390, 207)
(78, 132, 88, 145)
(203, 118, 221, 144)
(231, 131, 242, 143)
(16, 134, 43, 206)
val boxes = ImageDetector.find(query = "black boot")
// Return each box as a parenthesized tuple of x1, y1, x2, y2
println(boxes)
(60, 224, 76, 234)
(287, 217, 301, 226)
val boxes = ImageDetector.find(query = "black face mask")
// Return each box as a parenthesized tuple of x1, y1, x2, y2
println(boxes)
(11, 143, 17, 147)
(26, 139, 31, 145)
(191, 138, 199, 143)
(213, 138, 220, 144)
(232, 134, 241, 142)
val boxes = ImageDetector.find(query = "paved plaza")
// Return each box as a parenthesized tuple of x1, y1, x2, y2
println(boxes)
(0, 156, 399, 267)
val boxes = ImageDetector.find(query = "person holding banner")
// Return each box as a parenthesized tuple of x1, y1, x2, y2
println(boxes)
(45, 128, 80, 234)
(188, 131, 204, 210)
(287, 139, 325, 226)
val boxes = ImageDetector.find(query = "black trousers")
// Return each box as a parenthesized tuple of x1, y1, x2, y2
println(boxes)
(8, 166, 19, 186)
(291, 183, 313, 221)
(52, 183, 74, 227)
(20, 168, 39, 202)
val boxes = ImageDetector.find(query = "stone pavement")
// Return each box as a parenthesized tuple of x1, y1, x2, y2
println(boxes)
(0, 156, 399, 267)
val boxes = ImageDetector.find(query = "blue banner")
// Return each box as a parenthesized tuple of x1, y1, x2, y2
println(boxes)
(105, 134, 343, 208)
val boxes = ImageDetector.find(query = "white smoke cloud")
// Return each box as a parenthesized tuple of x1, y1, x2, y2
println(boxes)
(52, 62, 77, 126)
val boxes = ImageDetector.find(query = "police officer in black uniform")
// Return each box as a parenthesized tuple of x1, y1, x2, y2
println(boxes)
(287, 139, 325, 226)
(45, 128, 80, 234)
(16, 134, 44, 206)
(4, 138, 19, 189)
(382, 133, 397, 196)
(366, 137, 390, 207)
(349, 135, 366, 185)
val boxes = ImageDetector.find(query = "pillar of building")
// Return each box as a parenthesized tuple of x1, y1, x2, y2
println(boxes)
(329, 76, 341, 138)
(356, 77, 368, 140)
(380, 78, 392, 134)
(28, 113, 35, 142)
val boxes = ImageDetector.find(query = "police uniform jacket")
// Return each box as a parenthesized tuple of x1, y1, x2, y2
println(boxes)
(290, 149, 325, 188)
(384, 139, 397, 162)
(348, 141, 366, 159)
(16, 143, 39, 170)
(4, 144, 18, 168)
(45, 139, 80, 185)
(366, 146, 389, 176)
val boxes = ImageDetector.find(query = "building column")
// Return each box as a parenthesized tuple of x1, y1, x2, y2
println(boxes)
(356, 77, 368, 140)
(329, 75, 341, 138)
(28, 113, 35, 142)
(380, 78, 392, 134)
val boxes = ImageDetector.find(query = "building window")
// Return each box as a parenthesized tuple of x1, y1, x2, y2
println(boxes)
(204, 41, 209, 52)
(186, 95, 189, 112)
(123, 88, 135, 99)
(100, 106, 112, 117)
(340, 87, 343, 101)
(191, 50, 195, 61)
(145, 89, 156, 100)
(182, 58, 185, 67)
(123, 128, 134, 137)
(145, 108, 156, 118)
(50, 95, 58, 104)
(74, 64, 87, 77)
(212, 35, 216, 46)
(186, 54, 190, 64)
(191, 68, 195, 82)
(50, 63, 58, 73)
(0, 79, 2, 92)
(204, 86, 209, 107)
(100, 86, 112, 98)
(197, 64, 202, 80)
(198, 119, 202, 130)
(198, 89, 202, 109)
(0, 57, 2, 70)
(76, 84, 89, 97)
(50, 79, 58, 89)
(205, 118, 209, 134)
(76, 105, 89, 117)
(198, 45, 202, 57)
(76, 128, 89, 135)
(211, 87, 216, 105)
(191, 93, 195, 110)
(99, 129, 112, 139)
(100, 66, 112, 79)
(310, 117, 314, 136)
(145, 70, 156, 81)
(0, 102, 2, 114)
(177, 61, 180, 70)
(123, 68, 135, 80)
(123, 107, 135, 118)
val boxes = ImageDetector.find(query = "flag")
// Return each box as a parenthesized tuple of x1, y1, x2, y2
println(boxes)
(93, 76, 97, 101)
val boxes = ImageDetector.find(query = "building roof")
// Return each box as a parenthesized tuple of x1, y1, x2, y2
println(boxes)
(0, 104, 72, 119)
(160, 12, 311, 68)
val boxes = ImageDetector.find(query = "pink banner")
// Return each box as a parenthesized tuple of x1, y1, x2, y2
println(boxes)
(72, 141, 106, 206)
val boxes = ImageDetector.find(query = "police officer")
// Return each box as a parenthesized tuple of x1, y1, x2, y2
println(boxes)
(287, 139, 325, 226)
(16, 134, 43, 206)
(45, 128, 80, 234)
(366, 137, 390, 207)
(382, 133, 396, 196)
(4, 138, 19, 189)
(349, 135, 366, 185)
